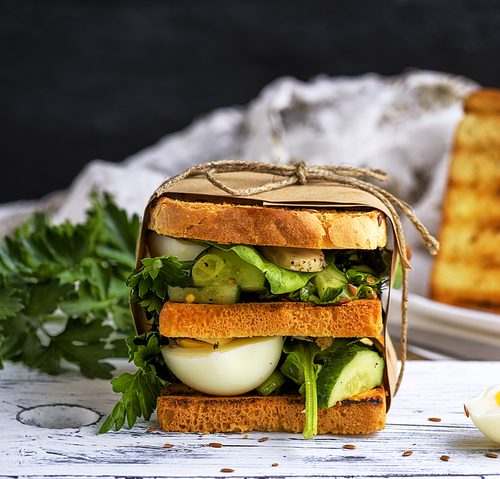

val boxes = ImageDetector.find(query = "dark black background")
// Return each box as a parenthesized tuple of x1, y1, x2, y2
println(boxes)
(3, 0, 500, 203)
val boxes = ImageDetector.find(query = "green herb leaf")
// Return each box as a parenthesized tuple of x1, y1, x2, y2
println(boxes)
(0, 288, 24, 319)
(99, 333, 169, 433)
(126, 255, 193, 319)
(210, 243, 316, 294)
(0, 192, 140, 376)
(281, 339, 321, 439)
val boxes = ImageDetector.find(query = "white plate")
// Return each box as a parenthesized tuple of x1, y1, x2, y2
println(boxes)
(388, 288, 500, 335)
(387, 289, 500, 356)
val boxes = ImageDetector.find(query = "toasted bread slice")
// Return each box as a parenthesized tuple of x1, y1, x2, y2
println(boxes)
(157, 382, 386, 434)
(430, 89, 500, 311)
(148, 196, 387, 250)
(160, 299, 383, 339)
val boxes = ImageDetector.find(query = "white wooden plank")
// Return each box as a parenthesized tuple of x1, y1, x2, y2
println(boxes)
(1, 360, 500, 478)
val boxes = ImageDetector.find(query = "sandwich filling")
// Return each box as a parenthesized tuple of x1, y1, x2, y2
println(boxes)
(125, 232, 391, 438)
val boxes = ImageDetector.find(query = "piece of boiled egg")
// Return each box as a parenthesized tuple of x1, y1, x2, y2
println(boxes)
(147, 231, 207, 261)
(161, 336, 283, 396)
(260, 246, 325, 272)
(467, 383, 500, 442)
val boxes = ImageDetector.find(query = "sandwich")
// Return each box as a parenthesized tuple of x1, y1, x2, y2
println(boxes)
(100, 163, 420, 438)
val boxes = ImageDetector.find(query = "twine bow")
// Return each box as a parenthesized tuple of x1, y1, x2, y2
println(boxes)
(153, 160, 440, 393)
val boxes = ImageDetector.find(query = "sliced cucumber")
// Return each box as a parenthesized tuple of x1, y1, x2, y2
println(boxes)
(316, 345, 384, 408)
(255, 369, 286, 396)
(191, 253, 226, 285)
(192, 247, 266, 292)
(167, 284, 241, 304)
(311, 265, 347, 302)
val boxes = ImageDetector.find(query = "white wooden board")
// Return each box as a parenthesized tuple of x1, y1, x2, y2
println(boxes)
(1, 360, 500, 478)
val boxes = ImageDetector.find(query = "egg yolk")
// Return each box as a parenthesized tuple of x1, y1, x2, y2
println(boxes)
(496, 390, 500, 407)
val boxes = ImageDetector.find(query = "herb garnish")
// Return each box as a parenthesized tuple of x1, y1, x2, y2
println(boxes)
(0, 193, 139, 378)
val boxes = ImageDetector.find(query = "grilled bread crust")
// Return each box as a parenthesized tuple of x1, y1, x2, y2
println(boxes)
(148, 196, 387, 250)
(157, 383, 386, 434)
(160, 299, 383, 339)
(430, 89, 500, 312)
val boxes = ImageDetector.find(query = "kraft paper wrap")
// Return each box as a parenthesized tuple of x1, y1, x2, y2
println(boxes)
(131, 168, 410, 411)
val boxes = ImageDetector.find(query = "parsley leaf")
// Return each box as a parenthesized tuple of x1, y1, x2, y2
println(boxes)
(127, 255, 192, 318)
(0, 192, 140, 378)
(101, 255, 189, 433)
(99, 332, 170, 433)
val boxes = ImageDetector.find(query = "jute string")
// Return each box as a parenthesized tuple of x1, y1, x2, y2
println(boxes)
(153, 160, 439, 394)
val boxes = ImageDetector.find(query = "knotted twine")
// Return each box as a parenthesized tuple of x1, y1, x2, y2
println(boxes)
(152, 160, 440, 394)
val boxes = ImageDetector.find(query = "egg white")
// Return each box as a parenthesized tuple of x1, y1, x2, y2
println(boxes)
(147, 232, 207, 261)
(161, 336, 283, 396)
(467, 383, 500, 443)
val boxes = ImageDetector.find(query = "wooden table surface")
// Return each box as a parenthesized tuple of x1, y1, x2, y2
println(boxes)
(1, 359, 500, 478)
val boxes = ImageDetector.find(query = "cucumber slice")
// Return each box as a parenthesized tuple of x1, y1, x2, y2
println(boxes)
(167, 284, 241, 304)
(255, 369, 286, 396)
(311, 265, 348, 302)
(316, 345, 384, 408)
(192, 247, 266, 292)
(191, 254, 226, 285)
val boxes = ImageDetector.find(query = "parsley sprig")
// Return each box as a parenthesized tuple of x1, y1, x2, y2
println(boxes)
(98, 332, 170, 433)
(0, 193, 140, 378)
(99, 254, 191, 432)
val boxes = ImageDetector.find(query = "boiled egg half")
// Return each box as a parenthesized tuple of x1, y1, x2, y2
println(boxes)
(467, 383, 500, 442)
(147, 232, 207, 261)
(161, 336, 283, 396)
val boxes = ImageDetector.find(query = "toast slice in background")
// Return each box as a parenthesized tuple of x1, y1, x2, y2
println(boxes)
(430, 89, 500, 312)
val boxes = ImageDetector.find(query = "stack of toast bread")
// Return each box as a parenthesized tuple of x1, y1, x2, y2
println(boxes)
(430, 89, 500, 312)
(143, 195, 389, 435)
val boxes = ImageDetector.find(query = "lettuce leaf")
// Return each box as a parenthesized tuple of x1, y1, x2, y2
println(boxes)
(209, 243, 317, 294)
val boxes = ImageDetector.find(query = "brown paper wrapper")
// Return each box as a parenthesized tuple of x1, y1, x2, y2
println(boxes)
(132, 171, 407, 412)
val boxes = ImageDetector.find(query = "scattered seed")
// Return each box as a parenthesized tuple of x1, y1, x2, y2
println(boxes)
(440, 455, 450, 461)
(185, 293, 195, 303)
(227, 278, 236, 285)
(163, 444, 174, 448)
(485, 453, 498, 458)
(343, 444, 356, 450)
(210, 442, 223, 448)
(258, 437, 269, 442)
(402, 451, 413, 456)
(348, 284, 357, 296)
(464, 404, 470, 417)
(378, 214, 383, 227)
(272, 463, 279, 467)
(405, 242, 413, 261)
(428, 417, 442, 422)
(336, 401, 342, 407)
(146, 428, 157, 432)
(244, 434, 249, 439)
(221, 468, 234, 473)
(338, 297, 352, 304)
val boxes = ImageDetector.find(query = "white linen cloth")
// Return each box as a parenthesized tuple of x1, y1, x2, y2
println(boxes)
(0, 70, 477, 296)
